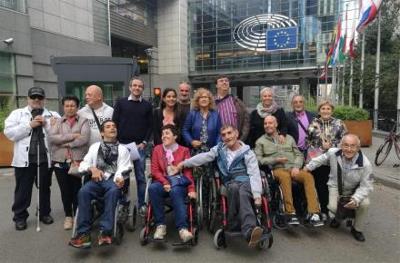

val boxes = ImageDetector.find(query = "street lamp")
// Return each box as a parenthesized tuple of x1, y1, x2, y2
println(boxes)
(145, 47, 154, 102)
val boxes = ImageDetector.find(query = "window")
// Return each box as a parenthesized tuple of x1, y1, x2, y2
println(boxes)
(0, 52, 16, 110)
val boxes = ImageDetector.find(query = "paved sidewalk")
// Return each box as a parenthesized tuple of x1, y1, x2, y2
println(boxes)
(1, 136, 399, 189)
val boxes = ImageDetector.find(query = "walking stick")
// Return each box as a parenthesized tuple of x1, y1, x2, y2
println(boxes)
(36, 142, 41, 232)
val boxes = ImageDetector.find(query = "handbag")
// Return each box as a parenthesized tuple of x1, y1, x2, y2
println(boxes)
(167, 173, 191, 187)
(305, 146, 323, 163)
(335, 162, 356, 220)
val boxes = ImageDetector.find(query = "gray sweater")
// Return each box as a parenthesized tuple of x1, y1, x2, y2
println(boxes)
(183, 142, 262, 198)
(306, 148, 373, 204)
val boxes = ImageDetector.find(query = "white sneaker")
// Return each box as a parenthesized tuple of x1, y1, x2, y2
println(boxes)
(179, 228, 193, 243)
(309, 213, 324, 227)
(153, 225, 167, 240)
(64, 217, 73, 230)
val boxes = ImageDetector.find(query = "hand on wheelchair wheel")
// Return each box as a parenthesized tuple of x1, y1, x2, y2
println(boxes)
(188, 191, 197, 200)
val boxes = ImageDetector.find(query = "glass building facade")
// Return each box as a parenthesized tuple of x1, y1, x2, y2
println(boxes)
(188, 0, 340, 75)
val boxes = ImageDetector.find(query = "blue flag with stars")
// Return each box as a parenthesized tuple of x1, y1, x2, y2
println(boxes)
(266, 27, 298, 51)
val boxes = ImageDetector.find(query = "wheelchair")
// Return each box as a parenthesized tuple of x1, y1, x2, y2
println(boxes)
(208, 170, 273, 250)
(192, 162, 214, 229)
(139, 175, 199, 247)
(262, 166, 312, 229)
(71, 170, 136, 246)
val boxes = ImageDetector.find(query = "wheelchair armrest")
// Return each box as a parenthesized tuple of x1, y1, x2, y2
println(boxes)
(79, 171, 92, 184)
(120, 169, 132, 180)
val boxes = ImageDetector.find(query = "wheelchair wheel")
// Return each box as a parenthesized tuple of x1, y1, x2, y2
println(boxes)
(191, 227, 199, 246)
(268, 235, 273, 248)
(272, 214, 287, 230)
(196, 174, 203, 229)
(213, 229, 226, 249)
(114, 222, 124, 245)
(126, 204, 137, 232)
(208, 178, 218, 233)
(139, 227, 149, 246)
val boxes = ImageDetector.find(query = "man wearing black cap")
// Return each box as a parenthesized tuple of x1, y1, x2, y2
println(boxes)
(4, 87, 57, 230)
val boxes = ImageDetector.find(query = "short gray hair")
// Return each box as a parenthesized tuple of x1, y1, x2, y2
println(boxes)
(341, 134, 361, 147)
(260, 87, 274, 97)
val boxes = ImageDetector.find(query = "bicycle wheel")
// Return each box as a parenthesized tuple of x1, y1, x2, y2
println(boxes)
(375, 140, 393, 166)
(394, 139, 400, 161)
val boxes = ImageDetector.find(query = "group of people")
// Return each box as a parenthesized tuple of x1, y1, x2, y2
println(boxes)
(3, 75, 373, 250)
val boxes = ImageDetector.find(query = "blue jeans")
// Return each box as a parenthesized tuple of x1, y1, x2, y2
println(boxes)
(76, 179, 121, 234)
(134, 148, 146, 207)
(148, 182, 188, 230)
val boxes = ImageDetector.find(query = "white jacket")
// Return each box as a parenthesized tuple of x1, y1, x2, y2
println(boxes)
(78, 103, 114, 146)
(78, 142, 132, 182)
(306, 148, 374, 204)
(4, 106, 59, 167)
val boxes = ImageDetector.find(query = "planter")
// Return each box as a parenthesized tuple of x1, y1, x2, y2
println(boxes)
(343, 120, 372, 147)
(0, 132, 13, 167)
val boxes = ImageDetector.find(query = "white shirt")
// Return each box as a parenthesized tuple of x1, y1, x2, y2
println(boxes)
(78, 103, 114, 146)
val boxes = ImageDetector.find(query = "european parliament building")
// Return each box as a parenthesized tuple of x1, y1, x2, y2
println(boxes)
(1, 0, 349, 110)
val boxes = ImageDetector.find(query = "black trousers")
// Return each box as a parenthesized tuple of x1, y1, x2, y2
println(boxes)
(54, 165, 81, 217)
(311, 165, 330, 214)
(12, 163, 52, 222)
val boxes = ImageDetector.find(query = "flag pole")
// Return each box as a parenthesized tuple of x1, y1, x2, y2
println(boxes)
(397, 58, 400, 133)
(349, 58, 354, 106)
(359, 33, 365, 108)
(341, 62, 346, 105)
(373, 10, 381, 130)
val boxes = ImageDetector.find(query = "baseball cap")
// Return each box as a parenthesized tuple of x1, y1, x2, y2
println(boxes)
(28, 87, 45, 98)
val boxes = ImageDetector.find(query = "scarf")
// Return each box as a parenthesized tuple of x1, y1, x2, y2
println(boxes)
(256, 101, 279, 118)
(97, 141, 119, 175)
(162, 143, 179, 165)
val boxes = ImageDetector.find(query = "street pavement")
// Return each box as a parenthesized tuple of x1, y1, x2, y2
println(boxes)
(0, 136, 399, 262)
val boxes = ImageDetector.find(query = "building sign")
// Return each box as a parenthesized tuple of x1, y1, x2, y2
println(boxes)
(266, 27, 298, 51)
(233, 14, 298, 52)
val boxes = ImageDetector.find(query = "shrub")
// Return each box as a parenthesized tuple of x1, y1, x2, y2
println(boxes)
(0, 105, 12, 132)
(333, 106, 370, 121)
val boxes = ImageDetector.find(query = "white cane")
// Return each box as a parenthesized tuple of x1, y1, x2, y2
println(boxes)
(36, 142, 41, 232)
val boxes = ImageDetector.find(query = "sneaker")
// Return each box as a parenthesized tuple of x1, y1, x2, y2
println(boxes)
(69, 233, 91, 248)
(309, 213, 324, 227)
(138, 205, 147, 217)
(330, 218, 341, 228)
(248, 226, 263, 247)
(321, 212, 329, 223)
(287, 214, 300, 225)
(351, 227, 366, 242)
(179, 228, 193, 243)
(40, 215, 54, 225)
(153, 225, 167, 240)
(15, 221, 27, 231)
(98, 232, 113, 246)
(64, 217, 73, 230)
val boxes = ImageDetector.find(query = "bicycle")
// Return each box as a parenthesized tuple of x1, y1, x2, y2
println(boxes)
(374, 120, 400, 167)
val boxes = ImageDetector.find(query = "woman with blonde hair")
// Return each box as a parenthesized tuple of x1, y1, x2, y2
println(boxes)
(307, 100, 347, 218)
(182, 88, 221, 153)
(247, 87, 287, 148)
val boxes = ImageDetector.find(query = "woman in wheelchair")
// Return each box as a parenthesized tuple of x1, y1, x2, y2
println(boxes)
(147, 124, 196, 243)
(69, 120, 132, 248)
(175, 125, 269, 248)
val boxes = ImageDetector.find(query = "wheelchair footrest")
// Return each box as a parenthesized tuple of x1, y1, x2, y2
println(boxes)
(171, 240, 194, 247)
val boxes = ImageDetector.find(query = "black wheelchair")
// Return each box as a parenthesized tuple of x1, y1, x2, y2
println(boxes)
(208, 170, 273, 250)
(262, 166, 314, 229)
(71, 170, 136, 246)
(139, 175, 199, 247)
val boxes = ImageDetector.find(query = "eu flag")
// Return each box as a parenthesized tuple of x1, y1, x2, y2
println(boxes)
(266, 27, 298, 51)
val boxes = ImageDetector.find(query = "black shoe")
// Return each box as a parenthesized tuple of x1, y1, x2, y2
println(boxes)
(351, 227, 365, 242)
(40, 215, 54, 225)
(330, 218, 341, 228)
(287, 214, 300, 225)
(15, 221, 27, 231)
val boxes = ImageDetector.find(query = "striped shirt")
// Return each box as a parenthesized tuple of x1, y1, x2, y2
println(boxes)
(215, 95, 237, 128)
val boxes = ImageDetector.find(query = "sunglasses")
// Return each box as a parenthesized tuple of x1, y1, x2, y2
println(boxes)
(29, 95, 44, 100)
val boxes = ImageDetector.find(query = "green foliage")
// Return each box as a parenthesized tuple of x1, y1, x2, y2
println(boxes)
(333, 106, 370, 121)
(0, 105, 11, 132)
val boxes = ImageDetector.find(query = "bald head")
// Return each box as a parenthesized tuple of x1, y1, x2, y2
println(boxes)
(85, 85, 103, 109)
(263, 115, 278, 136)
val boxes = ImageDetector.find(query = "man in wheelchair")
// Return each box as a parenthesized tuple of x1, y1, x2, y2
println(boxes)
(69, 120, 132, 248)
(175, 124, 264, 247)
(255, 116, 323, 227)
(304, 134, 373, 242)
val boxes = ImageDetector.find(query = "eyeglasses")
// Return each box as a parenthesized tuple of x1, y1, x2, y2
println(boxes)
(29, 95, 44, 100)
(342, 144, 358, 150)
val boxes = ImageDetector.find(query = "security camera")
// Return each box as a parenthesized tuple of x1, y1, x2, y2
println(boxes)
(3, 38, 14, 45)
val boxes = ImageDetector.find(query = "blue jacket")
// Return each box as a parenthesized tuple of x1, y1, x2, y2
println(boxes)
(182, 109, 222, 148)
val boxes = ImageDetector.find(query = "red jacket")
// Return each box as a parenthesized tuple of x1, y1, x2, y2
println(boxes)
(151, 144, 195, 193)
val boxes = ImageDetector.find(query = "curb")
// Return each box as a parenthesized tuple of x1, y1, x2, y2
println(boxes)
(374, 175, 400, 190)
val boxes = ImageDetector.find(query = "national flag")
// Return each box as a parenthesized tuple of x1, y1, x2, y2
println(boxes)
(331, 18, 343, 65)
(266, 27, 298, 51)
(356, 0, 383, 33)
(349, 37, 357, 58)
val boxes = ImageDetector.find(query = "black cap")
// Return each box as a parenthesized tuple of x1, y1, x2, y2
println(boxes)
(28, 87, 45, 98)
